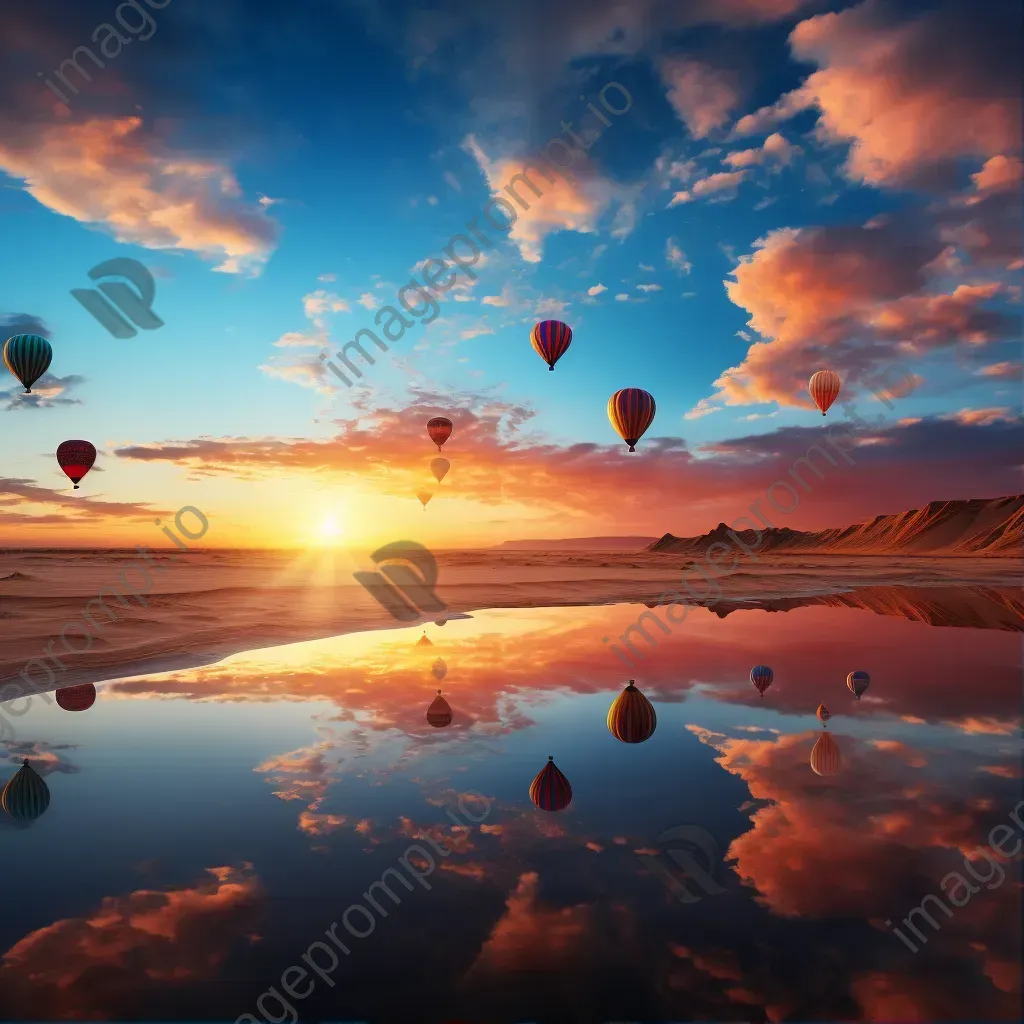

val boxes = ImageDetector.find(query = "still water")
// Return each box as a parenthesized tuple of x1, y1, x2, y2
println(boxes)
(1, 596, 1021, 1022)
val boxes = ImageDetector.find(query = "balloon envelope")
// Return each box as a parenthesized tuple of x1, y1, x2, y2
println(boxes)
(3, 334, 52, 393)
(816, 702, 832, 724)
(750, 665, 773, 696)
(810, 731, 841, 776)
(607, 680, 657, 743)
(56, 683, 96, 712)
(847, 670, 870, 699)
(431, 457, 450, 483)
(808, 370, 841, 416)
(608, 389, 656, 452)
(427, 690, 452, 728)
(1, 760, 50, 821)
(427, 417, 453, 451)
(416, 633, 433, 647)
(529, 756, 572, 812)
(417, 490, 433, 509)
(432, 657, 447, 681)
(57, 440, 96, 489)
(530, 320, 572, 370)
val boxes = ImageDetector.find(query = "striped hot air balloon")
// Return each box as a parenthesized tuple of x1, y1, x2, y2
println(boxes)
(56, 440, 96, 489)
(816, 702, 832, 726)
(1, 760, 51, 821)
(810, 731, 841, 776)
(530, 319, 572, 371)
(427, 416, 453, 451)
(608, 388, 656, 452)
(56, 683, 96, 712)
(432, 658, 447, 681)
(847, 670, 870, 700)
(607, 680, 657, 743)
(427, 690, 452, 728)
(750, 665, 773, 697)
(808, 370, 841, 416)
(529, 756, 572, 812)
(3, 333, 52, 394)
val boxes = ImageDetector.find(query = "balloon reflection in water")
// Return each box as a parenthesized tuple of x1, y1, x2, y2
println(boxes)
(607, 680, 657, 743)
(847, 670, 870, 700)
(56, 683, 96, 712)
(816, 702, 832, 726)
(750, 665, 773, 697)
(1, 760, 50, 822)
(432, 657, 447, 681)
(529, 756, 572, 812)
(810, 731, 841, 776)
(416, 632, 433, 647)
(433, 618, 447, 627)
(427, 690, 452, 728)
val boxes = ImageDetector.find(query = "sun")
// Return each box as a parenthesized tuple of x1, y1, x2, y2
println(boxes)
(316, 515, 344, 545)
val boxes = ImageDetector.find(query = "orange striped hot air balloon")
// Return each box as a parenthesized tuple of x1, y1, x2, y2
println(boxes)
(808, 370, 840, 416)
(816, 702, 832, 726)
(55, 683, 96, 712)
(427, 690, 452, 728)
(529, 756, 572, 812)
(427, 417, 452, 451)
(810, 730, 841, 776)
(608, 388, 656, 452)
(607, 680, 657, 743)
(530, 320, 572, 371)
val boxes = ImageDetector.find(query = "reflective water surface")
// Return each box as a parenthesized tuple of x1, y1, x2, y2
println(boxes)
(1, 594, 1021, 1022)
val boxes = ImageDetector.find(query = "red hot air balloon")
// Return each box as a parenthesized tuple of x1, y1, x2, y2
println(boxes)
(530, 320, 572, 371)
(56, 440, 96, 489)
(607, 680, 657, 743)
(427, 690, 452, 728)
(55, 683, 96, 712)
(810, 731, 841, 776)
(750, 665, 773, 697)
(816, 702, 832, 726)
(608, 389, 656, 452)
(427, 417, 453, 451)
(808, 370, 840, 416)
(529, 756, 572, 812)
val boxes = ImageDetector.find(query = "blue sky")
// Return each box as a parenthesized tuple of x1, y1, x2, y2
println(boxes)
(0, 0, 1020, 546)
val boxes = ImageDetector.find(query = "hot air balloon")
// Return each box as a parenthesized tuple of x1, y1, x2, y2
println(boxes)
(434, 618, 447, 627)
(608, 388, 656, 452)
(427, 417, 453, 451)
(57, 440, 96, 489)
(3, 334, 52, 394)
(847, 670, 870, 700)
(808, 370, 840, 416)
(530, 319, 572, 371)
(529, 756, 572, 812)
(810, 731, 841, 776)
(607, 680, 657, 744)
(416, 632, 433, 647)
(417, 490, 433, 510)
(750, 665, 773, 697)
(1, 760, 50, 821)
(55, 683, 96, 712)
(432, 658, 447, 681)
(431, 457, 450, 483)
(427, 690, 452, 728)
(816, 702, 832, 726)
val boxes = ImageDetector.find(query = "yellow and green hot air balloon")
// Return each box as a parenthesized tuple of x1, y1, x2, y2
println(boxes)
(1, 759, 51, 821)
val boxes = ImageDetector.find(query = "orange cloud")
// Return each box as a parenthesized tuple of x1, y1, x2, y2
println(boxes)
(660, 59, 741, 139)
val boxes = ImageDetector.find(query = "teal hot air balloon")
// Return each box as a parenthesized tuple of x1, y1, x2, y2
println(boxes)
(1, 759, 51, 822)
(4, 334, 53, 394)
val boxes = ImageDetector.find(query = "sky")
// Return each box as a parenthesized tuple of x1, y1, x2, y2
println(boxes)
(0, 0, 1021, 549)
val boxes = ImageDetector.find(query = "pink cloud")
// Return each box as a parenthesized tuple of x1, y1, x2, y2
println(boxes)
(668, 170, 749, 206)
(660, 59, 741, 139)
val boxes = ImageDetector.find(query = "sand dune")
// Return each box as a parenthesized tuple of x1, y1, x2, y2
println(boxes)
(649, 494, 1024, 557)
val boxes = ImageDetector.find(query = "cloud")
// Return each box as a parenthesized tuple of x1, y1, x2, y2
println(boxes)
(482, 284, 514, 307)
(357, 292, 379, 311)
(587, 283, 607, 296)
(944, 407, 1013, 427)
(636, 283, 661, 292)
(733, 0, 1022, 188)
(463, 135, 616, 263)
(302, 290, 349, 324)
(639, 263, 655, 272)
(668, 170, 749, 206)
(535, 297, 568, 316)
(660, 58, 742, 139)
(724, 132, 800, 169)
(273, 331, 322, 348)
(461, 323, 495, 340)
(2, 371, 85, 411)
(0, 117, 279, 274)
(615, 293, 629, 302)
(666, 237, 692, 274)
(444, 170, 462, 192)
(976, 361, 1021, 380)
